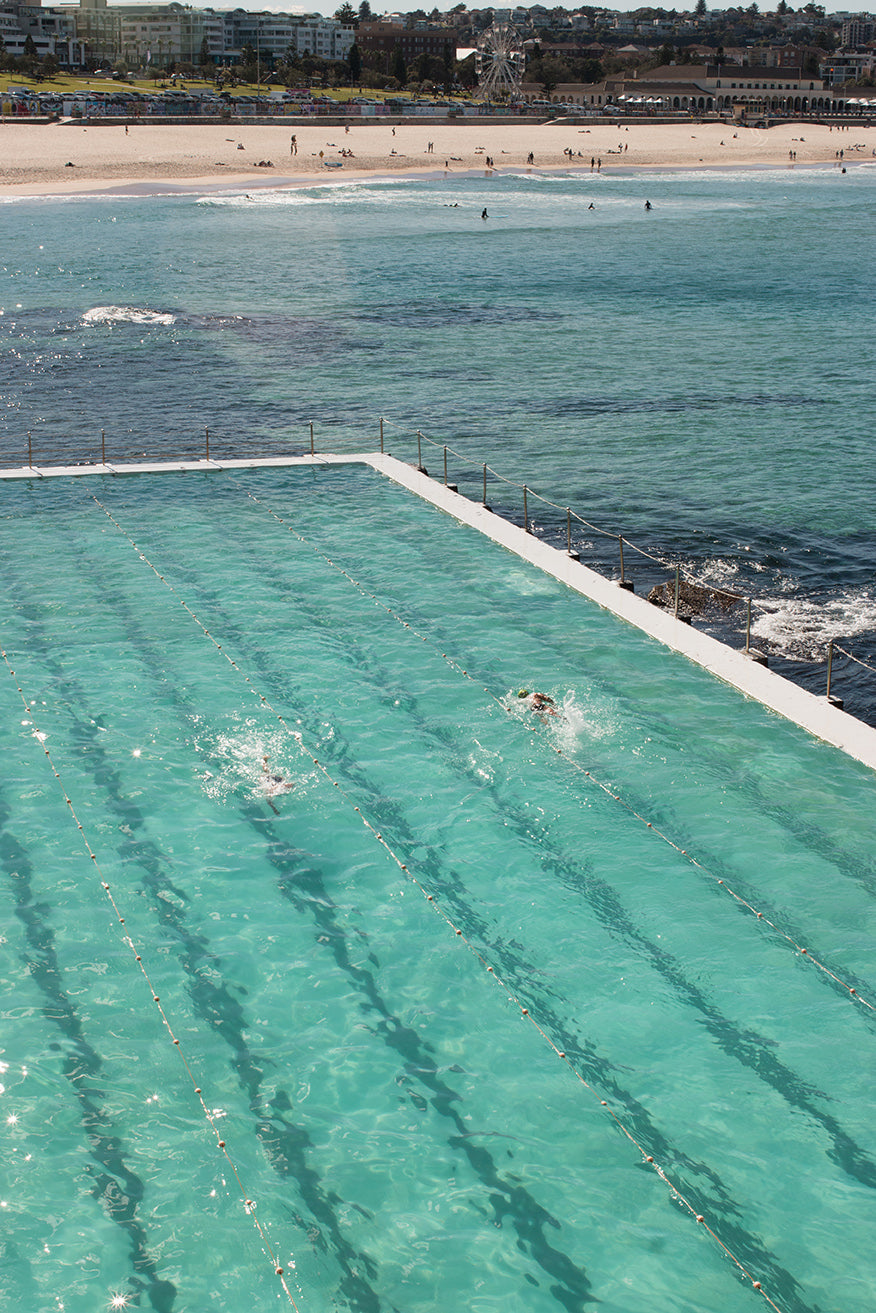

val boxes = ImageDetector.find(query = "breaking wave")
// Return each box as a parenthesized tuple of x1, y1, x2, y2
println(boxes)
(82, 305, 176, 326)
(751, 588, 876, 662)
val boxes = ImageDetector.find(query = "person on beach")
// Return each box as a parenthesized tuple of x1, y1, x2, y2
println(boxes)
(481, 208, 488, 220)
(290, 134, 297, 155)
(645, 200, 652, 210)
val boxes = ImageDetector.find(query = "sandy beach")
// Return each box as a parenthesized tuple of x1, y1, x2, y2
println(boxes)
(1, 117, 874, 194)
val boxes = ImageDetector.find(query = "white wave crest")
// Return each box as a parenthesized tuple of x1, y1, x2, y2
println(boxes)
(751, 589, 876, 661)
(678, 555, 743, 590)
(82, 305, 175, 326)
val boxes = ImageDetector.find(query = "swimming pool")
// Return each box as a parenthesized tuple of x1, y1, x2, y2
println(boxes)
(2, 463, 875, 1313)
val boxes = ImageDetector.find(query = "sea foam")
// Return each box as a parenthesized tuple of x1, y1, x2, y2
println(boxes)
(82, 305, 175, 326)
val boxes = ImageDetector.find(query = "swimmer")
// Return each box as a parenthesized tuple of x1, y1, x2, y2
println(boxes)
(517, 689, 558, 718)
(261, 755, 293, 812)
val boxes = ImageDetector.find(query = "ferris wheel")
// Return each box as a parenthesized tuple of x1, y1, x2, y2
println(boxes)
(476, 23, 525, 100)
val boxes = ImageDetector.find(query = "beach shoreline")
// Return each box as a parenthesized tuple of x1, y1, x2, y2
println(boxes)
(1, 118, 873, 196)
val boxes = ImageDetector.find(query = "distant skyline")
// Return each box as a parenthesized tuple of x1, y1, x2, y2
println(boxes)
(104, 0, 851, 16)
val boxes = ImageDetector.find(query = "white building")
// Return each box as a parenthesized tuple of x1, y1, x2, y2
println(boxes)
(820, 50, 875, 84)
(0, 1, 84, 63)
(216, 9, 354, 66)
(118, 4, 223, 67)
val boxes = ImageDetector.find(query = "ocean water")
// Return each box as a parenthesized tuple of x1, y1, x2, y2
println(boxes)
(2, 462, 876, 1313)
(1, 163, 875, 719)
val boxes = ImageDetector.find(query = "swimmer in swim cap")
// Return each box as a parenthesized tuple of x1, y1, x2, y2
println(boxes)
(516, 690, 558, 717)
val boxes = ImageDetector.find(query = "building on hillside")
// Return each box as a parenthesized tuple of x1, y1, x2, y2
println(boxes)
(841, 16, 874, 46)
(289, 14, 354, 62)
(69, 0, 121, 66)
(221, 10, 353, 65)
(117, 4, 223, 68)
(524, 38, 603, 60)
(0, 1, 84, 64)
(22, 2, 356, 70)
(356, 19, 457, 69)
(524, 62, 841, 115)
(820, 50, 876, 84)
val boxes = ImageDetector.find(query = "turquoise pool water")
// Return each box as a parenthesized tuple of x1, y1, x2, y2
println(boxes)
(1, 463, 875, 1313)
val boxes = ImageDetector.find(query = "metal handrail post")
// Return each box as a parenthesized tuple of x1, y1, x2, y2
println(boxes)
(746, 598, 752, 653)
(27, 431, 32, 468)
(205, 427, 210, 461)
(380, 417, 384, 453)
(417, 430, 423, 469)
(826, 639, 834, 700)
(310, 422, 314, 456)
(523, 485, 529, 532)
(101, 429, 106, 464)
(482, 463, 487, 504)
(674, 565, 680, 617)
(443, 445, 448, 485)
(619, 536, 625, 585)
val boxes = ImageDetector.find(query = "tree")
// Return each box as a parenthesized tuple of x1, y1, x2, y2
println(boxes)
(455, 50, 477, 87)
(199, 37, 211, 72)
(240, 41, 257, 82)
(391, 42, 406, 84)
(695, 0, 707, 15)
(358, 0, 372, 19)
(335, 3, 357, 24)
(527, 55, 569, 96)
(348, 41, 361, 81)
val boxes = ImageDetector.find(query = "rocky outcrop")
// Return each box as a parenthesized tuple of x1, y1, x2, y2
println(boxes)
(648, 577, 742, 615)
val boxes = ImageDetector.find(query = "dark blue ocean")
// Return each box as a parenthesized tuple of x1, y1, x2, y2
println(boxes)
(2, 163, 875, 718)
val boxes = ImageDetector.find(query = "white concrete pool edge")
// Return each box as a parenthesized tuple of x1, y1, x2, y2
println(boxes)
(5, 451, 876, 775)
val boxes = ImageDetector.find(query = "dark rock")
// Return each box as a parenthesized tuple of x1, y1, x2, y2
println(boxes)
(648, 578, 742, 615)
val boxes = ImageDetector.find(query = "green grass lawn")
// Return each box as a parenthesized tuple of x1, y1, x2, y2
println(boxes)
(0, 72, 474, 104)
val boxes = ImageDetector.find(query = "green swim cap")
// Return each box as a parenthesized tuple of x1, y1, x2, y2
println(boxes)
(518, 689, 529, 698)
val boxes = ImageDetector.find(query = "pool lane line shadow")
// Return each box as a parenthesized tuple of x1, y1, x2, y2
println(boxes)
(75, 484, 794, 1313)
(0, 647, 305, 1313)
